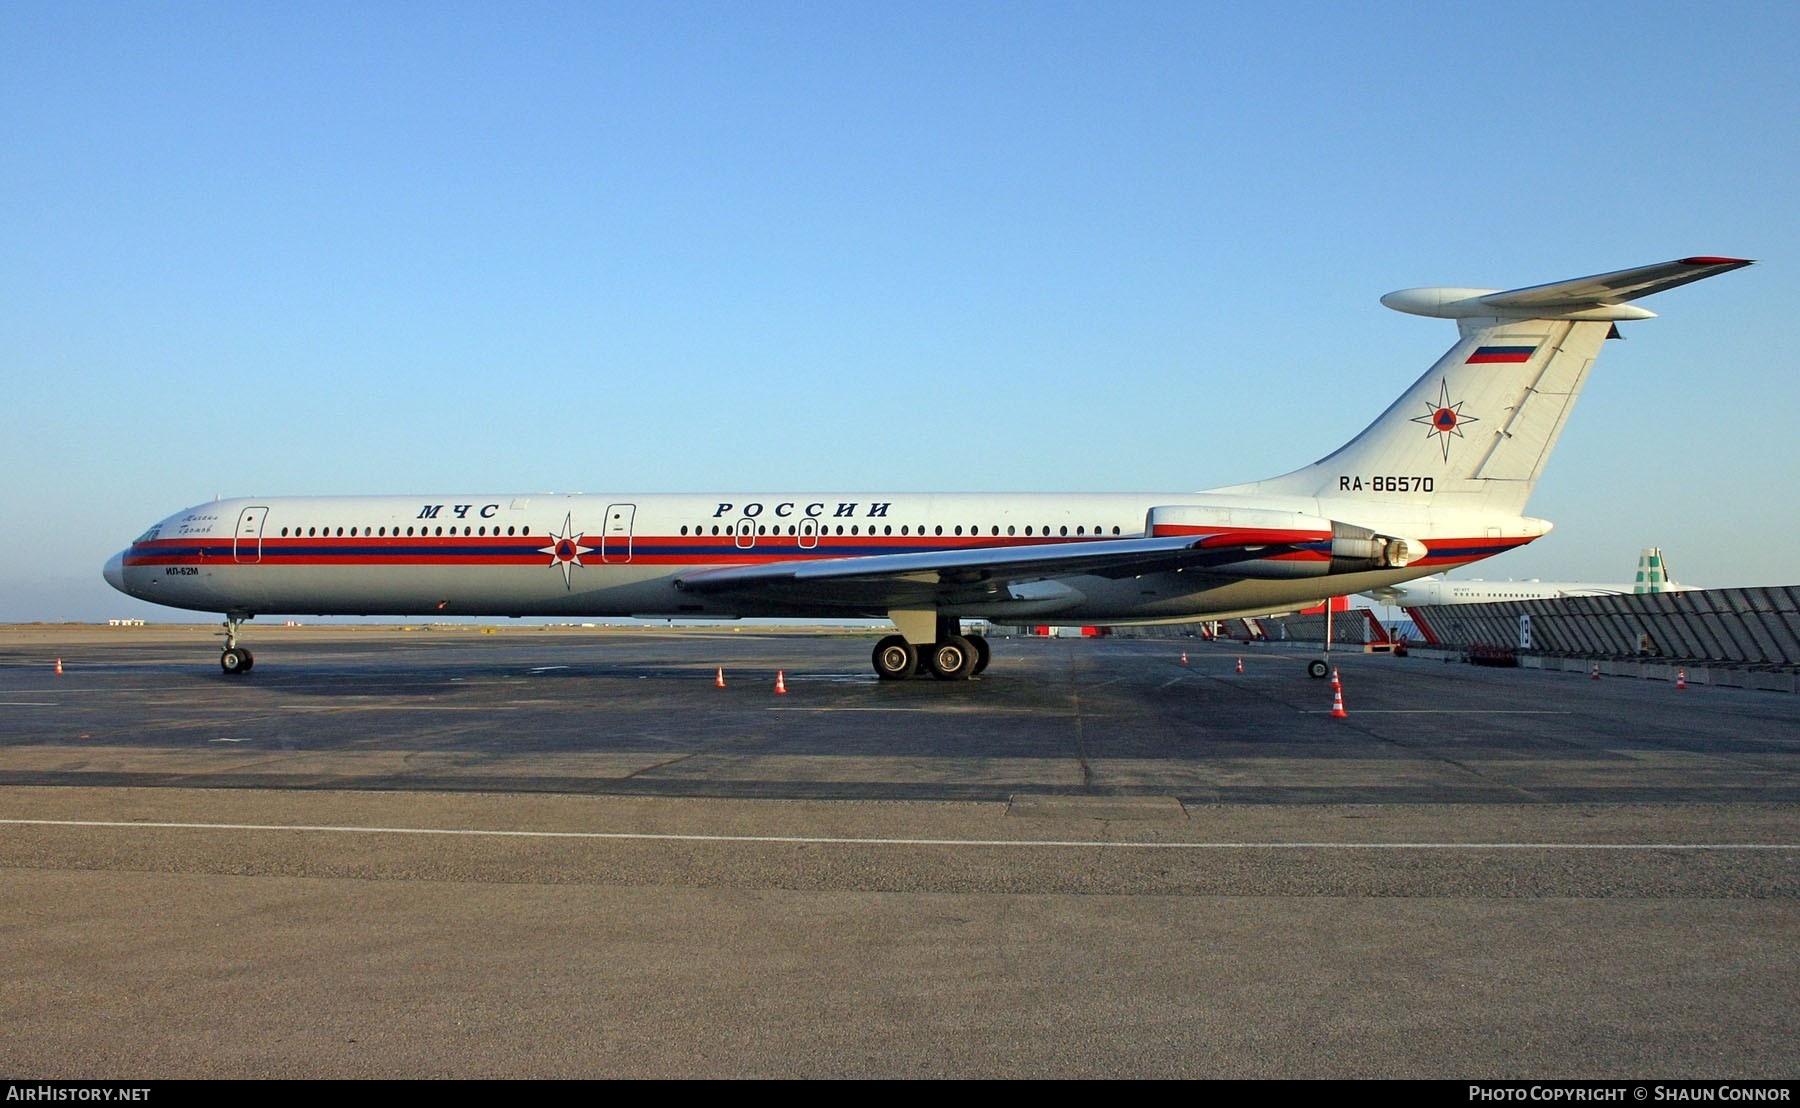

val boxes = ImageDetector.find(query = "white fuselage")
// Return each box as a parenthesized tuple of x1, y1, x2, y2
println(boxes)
(106, 490, 1537, 625)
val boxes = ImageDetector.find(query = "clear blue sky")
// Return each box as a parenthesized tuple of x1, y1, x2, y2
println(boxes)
(4, 1, 1794, 621)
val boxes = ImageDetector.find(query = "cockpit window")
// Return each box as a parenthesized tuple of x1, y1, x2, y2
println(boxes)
(134, 527, 160, 545)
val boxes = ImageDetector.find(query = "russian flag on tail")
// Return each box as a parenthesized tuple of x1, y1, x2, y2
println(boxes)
(1466, 345, 1536, 364)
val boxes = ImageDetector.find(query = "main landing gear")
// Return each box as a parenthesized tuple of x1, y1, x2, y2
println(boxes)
(220, 612, 255, 675)
(871, 617, 991, 682)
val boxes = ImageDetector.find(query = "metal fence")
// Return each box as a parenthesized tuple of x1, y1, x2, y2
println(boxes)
(1407, 586, 1800, 668)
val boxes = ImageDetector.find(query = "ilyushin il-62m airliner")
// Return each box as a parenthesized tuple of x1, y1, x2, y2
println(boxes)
(106, 256, 1750, 681)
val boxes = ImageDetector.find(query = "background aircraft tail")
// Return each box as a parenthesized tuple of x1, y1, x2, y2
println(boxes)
(1635, 546, 1681, 593)
(1218, 257, 1750, 517)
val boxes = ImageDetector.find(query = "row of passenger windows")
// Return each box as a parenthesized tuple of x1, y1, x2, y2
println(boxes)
(273, 522, 1126, 540)
(678, 522, 1125, 538)
(277, 525, 532, 538)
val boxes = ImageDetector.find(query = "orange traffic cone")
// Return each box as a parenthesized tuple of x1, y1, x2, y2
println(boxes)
(1236, 658, 1243, 674)
(1331, 667, 1341, 689)
(1180, 652, 1188, 665)
(1676, 668, 1687, 690)
(1329, 683, 1347, 719)
(774, 670, 788, 695)
(715, 667, 726, 688)
(54, 658, 63, 676)
(1592, 663, 1601, 681)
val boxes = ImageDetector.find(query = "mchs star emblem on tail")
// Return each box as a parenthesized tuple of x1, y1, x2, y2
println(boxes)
(1411, 377, 1480, 462)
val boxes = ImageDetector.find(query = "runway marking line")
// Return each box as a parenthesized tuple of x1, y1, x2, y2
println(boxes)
(1301, 710, 1574, 715)
(767, 707, 936, 712)
(765, 707, 1063, 714)
(276, 705, 520, 712)
(3, 818, 1794, 852)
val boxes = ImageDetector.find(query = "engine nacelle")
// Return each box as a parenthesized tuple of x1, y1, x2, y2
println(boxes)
(1328, 522, 1425, 572)
(1146, 505, 1424, 578)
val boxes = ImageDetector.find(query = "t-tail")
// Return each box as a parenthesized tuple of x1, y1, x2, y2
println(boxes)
(1219, 257, 1752, 517)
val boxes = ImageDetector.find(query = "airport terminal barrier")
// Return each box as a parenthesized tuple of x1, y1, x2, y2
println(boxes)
(1405, 586, 1800, 679)
(1103, 587, 1800, 691)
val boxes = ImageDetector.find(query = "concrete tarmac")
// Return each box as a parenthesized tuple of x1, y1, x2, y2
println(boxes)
(2, 624, 1795, 1079)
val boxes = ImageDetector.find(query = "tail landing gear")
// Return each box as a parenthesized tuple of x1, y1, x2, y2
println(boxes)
(220, 612, 255, 675)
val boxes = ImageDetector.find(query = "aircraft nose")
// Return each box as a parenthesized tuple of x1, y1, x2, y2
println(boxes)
(103, 551, 127, 594)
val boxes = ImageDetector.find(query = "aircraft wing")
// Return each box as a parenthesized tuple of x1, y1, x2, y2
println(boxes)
(673, 533, 1310, 612)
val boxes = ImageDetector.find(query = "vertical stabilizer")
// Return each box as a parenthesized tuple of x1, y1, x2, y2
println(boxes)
(1214, 258, 1751, 518)
(1635, 547, 1675, 593)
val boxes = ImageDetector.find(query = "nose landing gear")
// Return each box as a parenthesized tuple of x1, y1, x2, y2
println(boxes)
(219, 612, 255, 674)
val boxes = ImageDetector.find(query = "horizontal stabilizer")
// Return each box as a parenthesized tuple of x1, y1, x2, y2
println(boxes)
(1382, 256, 1752, 321)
